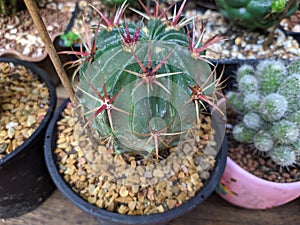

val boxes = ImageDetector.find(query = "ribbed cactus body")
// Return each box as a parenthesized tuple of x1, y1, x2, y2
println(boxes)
(78, 17, 215, 156)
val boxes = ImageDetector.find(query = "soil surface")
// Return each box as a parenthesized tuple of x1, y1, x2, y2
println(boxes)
(53, 103, 221, 215)
(0, 61, 50, 158)
(185, 4, 300, 60)
(226, 108, 300, 183)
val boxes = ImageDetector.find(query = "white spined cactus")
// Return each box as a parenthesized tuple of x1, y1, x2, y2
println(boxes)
(278, 74, 300, 114)
(259, 93, 288, 122)
(270, 145, 296, 167)
(238, 75, 258, 94)
(271, 120, 299, 144)
(243, 112, 263, 131)
(255, 59, 286, 76)
(290, 111, 300, 129)
(226, 91, 245, 114)
(236, 64, 255, 81)
(243, 93, 261, 112)
(228, 59, 300, 167)
(257, 61, 286, 94)
(254, 132, 274, 153)
(232, 123, 255, 143)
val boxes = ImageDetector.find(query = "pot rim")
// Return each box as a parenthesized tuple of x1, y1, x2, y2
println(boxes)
(0, 33, 61, 63)
(226, 156, 300, 187)
(0, 57, 57, 165)
(44, 98, 228, 225)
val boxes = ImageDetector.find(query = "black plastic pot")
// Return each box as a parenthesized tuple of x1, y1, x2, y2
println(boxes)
(280, 25, 300, 45)
(44, 98, 227, 225)
(209, 59, 260, 93)
(209, 58, 294, 94)
(0, 58, 56, 218)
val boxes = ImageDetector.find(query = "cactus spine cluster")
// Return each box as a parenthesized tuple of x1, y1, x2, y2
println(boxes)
(65, 0, 224, 160)
(227, 59, 300, 167)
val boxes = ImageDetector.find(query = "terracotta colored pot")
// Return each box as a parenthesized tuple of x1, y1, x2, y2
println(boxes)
(216, 157, 300, 209)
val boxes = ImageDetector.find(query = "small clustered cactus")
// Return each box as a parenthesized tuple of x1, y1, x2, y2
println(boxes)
(227, 59, 300, 167)
(63, 0, 225, 161)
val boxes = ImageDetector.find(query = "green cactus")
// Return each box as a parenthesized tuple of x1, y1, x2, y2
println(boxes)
(287, 60, 300, 75)
(232, 123, 256, 143)
(243, 112, 263, 131)
(236, 64, 255, 81)
(215, 0, 298, 30)
(63, 1, 225, 160)
(243, 93, 261, 112)
(271, 120, 299, 144)
(228, 59, 300, 167)
(226, 91, 245, 113)
(278, 74, 300, 114)
(260, 93, 287, 122)
(238, 75, 258, 94)
(256, 60, 286, 94)
(290, 111, 300, 129)
(269, 145, 296, 167)
(254, 132, 274, 152)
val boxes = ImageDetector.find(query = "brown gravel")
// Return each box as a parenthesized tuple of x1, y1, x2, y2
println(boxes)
(185, 8, 300, 60)
(0, 62, 50, 158)
(226, 108, 300, 183)
(53, 102, 219, 215)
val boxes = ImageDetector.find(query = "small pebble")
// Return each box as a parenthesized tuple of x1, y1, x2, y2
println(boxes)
(186, 9, 300, 60)
(0, 62, 50, 156)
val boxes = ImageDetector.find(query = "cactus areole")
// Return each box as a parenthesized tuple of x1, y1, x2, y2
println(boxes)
(63, 0, 226, 161)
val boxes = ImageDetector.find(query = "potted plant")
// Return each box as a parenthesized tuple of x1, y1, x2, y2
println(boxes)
(44, 1, 228, 224)
(189, 0, 300, 76)
(0, 57, 57, 218)
(216, 59, 300, 209)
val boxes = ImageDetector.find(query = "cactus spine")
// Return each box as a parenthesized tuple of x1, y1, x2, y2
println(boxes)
(65, 1, 224, 160)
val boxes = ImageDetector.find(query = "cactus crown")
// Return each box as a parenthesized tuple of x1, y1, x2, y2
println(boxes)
(227, 59, 300, 167)
(63, 0, 225, 161)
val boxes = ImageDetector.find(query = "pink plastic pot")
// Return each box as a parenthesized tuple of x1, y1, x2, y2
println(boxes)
(216, 157, 300, 209)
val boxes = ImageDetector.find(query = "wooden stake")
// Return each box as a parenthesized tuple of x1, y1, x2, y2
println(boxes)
(23, 0, 78, 105)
